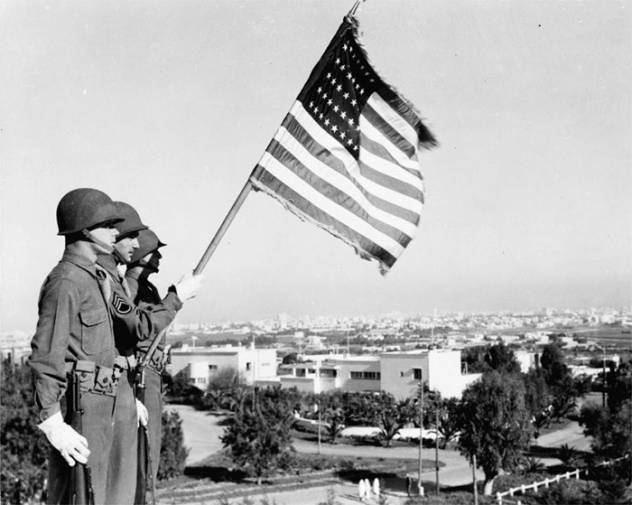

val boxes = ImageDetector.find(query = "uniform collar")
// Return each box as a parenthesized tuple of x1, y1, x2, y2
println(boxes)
(96, 253, 121, 279)
(61, 251, 99, 278)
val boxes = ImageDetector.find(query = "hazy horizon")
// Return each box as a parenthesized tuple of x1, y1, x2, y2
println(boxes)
(1, 0, 630, 332)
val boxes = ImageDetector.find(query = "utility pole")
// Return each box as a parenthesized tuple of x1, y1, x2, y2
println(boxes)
(317, 401, 322, 455)
(472, 455, 479, 505)
(595, 344, 607, 407)
(418, 369, 424, 497)
(435, 408, 440, 494)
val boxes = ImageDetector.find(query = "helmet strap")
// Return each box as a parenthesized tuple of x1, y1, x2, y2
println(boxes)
(112, 246, 128, 265)
(81, 229, 114, 254)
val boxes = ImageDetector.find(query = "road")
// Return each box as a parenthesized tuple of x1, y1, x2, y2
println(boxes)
(165, 405, 225, 465)
(168, 405, 483, 486)
(165, 404, 592, 504)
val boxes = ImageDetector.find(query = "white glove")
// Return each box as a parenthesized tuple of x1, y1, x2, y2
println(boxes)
(136, 399, 148, 428)
(173, 272, 203, 301)
(38, 412, 90, 466)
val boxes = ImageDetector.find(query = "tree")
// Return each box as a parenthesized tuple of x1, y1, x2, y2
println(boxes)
(539, 343, 579, 420)
(158, 410, 189, 480)
(370, 392, 414, 447)
(523, 369, 553, 440)
(579, 362, 632, 459)
(323, 407, 345, 444)
(436, 398, 462, 449)
(1, 359, 49, 504)
(221, 387, 295, 483)
(456, 371, 533, 495)
(484, 343, 521, 374)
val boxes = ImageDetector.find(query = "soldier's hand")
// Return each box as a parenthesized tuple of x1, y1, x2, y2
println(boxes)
(38, 412, 90, 466)
(136, 399, 148, 428)
(173, 272, 204, 301)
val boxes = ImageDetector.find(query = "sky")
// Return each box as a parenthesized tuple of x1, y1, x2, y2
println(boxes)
(1, 0, 631, 332)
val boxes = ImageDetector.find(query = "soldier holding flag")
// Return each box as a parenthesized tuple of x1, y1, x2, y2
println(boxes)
(29, 189, 202, 504)
(95, 201, 201, 504)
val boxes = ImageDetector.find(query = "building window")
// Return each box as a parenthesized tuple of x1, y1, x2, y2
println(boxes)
(246, 362, 251, 371)
(363, 371, 380, 380)
(350, 371, 363, 379)
(296, 368, 306, 377)
(413, 368, 423, 380)
(208, 364, 218, 370)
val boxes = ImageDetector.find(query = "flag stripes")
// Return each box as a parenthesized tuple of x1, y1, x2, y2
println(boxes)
(251, 16, 436, 273)
(254, 169, 399, 269)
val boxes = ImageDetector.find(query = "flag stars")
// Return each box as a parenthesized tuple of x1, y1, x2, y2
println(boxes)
(322, 92, 328, 99)
(324, 118, 330, 126)
(326, 72, 331, 79)
(348, 118, 354, 126)
(343, 92, 350, 99)
(359, 89, 364, 95)
(314, 106, 319, 114)
(336, 84, 342, 92)
(340, 65, 346, 71)
(347, 138, 353, 146)
(342, 44, 348, 51)
(346, 72, 353, 79)
(331, 125, 338, 133)
(333, 105, 339, 112)
(353, 145, 359, 152)
(335, 57, 341, 64)
(319, 113, 324, 120)
(340, 131, 346, 139)
(331, 78, 337, 85)
(327, 99, 333, 106)
(351, 99, 357, 106)
(340, 111, 347, 119)
(317, 87, 322, 93)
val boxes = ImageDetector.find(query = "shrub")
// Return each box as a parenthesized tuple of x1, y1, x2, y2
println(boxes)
(158, 410, 189, 480)
(536, 479, 604, 505)
(1, 359, 49, 504)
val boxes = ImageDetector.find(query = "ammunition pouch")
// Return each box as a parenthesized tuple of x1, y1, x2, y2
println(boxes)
(65, 358, 131, 397)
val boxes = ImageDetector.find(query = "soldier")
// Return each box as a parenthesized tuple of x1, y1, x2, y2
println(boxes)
(95, 201, 201, 505)
(125, 228, 169, 490)
(29, 188, 125, 504)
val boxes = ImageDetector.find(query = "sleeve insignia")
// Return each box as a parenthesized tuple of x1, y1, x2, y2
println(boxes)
(112, 293, 133, 315)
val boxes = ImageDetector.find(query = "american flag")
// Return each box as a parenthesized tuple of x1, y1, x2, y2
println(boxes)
(251, 16, 436, 273)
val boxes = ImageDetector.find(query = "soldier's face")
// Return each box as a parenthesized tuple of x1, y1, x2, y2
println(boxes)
(115, 236, 140, 262)
(89, 226, 119, 252)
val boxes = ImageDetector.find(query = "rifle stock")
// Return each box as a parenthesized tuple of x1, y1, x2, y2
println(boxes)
(67, 371, 95, 505)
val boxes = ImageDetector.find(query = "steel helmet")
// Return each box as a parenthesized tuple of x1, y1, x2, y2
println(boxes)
(56, 188, 123, 235)
(128, 229, 166, 272)
(112, 201, 148, 240)
(129, 229, 166, 266)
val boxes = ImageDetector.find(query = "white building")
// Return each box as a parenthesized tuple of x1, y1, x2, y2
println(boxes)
(514, 350, 536, 373)
(380, 350, 481, 399)
(280, 349, 480, 399)
(168, 344, 277, 390)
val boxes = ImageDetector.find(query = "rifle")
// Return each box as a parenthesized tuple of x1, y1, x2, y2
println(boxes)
(134, 327, 166, 505)
(66, 370, 95, 505)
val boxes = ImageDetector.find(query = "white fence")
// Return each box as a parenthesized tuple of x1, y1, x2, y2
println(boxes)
(496, 469, 580, 504)
(496, 453, 631, 505)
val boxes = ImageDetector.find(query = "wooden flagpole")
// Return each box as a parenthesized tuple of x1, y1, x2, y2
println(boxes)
(193, 178, 254, 275)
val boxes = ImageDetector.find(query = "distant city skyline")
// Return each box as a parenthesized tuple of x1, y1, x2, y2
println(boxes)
(1, 1, 630, 332)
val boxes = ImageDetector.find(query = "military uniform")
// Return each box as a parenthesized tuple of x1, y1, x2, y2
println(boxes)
(96, 253, 181, 505)
(29, 252, 118, 505)
(126, 271, 169, 485)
